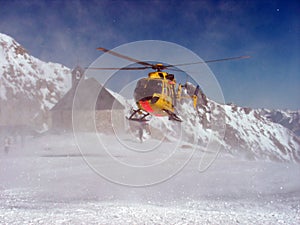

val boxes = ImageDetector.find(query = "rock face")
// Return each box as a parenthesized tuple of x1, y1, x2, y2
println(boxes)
(257, 109, 300, 137)
(0, 33, 71, 131)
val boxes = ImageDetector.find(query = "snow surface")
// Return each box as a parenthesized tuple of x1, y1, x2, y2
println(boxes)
(0, 133, 299, 224)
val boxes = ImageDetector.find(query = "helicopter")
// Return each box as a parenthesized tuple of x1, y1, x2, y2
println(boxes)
(90, 47, 250, 122)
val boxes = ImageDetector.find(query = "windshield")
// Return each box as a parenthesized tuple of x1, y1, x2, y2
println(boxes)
(134, 78, 162, 101)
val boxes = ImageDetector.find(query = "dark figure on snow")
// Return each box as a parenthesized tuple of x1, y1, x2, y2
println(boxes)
(4, 137, 11, 154)
(138, 122, 151, 143)
(138, 126, 144, 143)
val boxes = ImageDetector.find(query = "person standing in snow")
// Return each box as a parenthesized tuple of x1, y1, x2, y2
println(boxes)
(138, 125, 144, 143)
(4, 136, 11, 154)
(138, 121, 151, 143)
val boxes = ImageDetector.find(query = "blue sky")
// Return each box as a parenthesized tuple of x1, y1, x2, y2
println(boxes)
(0, 0, 299, 110)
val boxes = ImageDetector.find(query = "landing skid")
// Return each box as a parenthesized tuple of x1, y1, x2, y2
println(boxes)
(127, 109, 150, 122)
(127, 108, 182, 122)
(164, 110, 182, 122)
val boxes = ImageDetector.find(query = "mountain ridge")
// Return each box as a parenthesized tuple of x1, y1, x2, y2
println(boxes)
(0, 33, 71, 131)
(257, 108, 300, 137)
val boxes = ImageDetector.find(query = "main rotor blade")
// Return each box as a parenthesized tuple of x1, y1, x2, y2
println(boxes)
(165, 67, 185, 72)
(87, 66, 151, 70)
(97, 47, 154, 67)
(165, 55, 250, 68)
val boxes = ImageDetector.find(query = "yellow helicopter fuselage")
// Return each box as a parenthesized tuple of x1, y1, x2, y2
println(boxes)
(134, 71, 176, 117)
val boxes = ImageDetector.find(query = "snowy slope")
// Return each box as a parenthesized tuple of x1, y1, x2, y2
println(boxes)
(221, 104, 300, 162)
(0, 33, 71, 130)
(258, 109, 300, 137)
(177, 85, 300, 162)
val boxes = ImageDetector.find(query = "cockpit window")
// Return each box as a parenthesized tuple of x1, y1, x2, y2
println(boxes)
(134, 78, 162, 101)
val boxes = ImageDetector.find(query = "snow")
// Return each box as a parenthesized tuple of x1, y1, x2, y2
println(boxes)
(1, 197, 299, 224)
(0, 84, 7, 100)
(0, 133, 299, 224)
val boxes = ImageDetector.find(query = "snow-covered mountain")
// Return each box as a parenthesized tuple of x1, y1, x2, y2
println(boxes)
(258, 109, 300, 137)
(0, 33, 71, 131)
(173, 84, 300, 162)
(221, 104, 300, 162)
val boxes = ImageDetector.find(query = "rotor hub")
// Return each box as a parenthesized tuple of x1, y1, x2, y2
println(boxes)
(152, 63, 165, 71)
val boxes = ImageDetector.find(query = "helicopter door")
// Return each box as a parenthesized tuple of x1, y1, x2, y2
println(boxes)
(167, 84, 176, 106)
(163, 83, 168, 95)
(161, 81, 173, 108)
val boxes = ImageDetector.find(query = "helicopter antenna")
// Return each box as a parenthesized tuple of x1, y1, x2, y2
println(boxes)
(185, 73, 188, 85)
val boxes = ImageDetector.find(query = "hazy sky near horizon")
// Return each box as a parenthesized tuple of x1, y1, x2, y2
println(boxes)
(0, 0, 299, 110)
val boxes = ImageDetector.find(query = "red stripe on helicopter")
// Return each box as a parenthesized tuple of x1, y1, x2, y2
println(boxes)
(139, 101, 154, 113)
(139, 101, 164, 116)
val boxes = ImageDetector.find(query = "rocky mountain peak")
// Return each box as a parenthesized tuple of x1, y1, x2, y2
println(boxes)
(0, 33, 71, 131)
